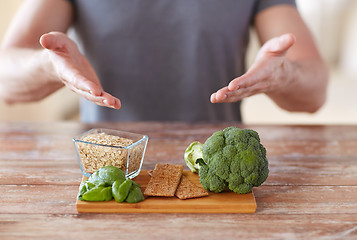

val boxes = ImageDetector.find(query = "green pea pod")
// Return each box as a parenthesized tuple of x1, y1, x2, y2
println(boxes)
(126, 185, 144, 203)
(82, 186, 113, 201)
(112, 179, 132, 203)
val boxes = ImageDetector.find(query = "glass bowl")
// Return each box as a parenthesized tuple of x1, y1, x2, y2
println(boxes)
(73, 128, 148, 179)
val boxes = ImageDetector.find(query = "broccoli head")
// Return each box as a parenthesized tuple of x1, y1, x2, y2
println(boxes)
(184, 126, 269, 194)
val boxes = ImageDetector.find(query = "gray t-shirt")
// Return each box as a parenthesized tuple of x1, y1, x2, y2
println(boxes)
(69, 0, 296, 122)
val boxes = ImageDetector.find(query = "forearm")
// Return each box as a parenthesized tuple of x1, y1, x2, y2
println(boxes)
(0, 48, 63, 104)
(267, 58, 328, 113)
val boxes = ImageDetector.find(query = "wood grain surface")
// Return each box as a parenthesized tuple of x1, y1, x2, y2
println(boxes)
(1, 122, 357, 239)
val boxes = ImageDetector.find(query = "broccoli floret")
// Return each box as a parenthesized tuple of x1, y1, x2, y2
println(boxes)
(184, 126, 269, 194)
(199, 164, 227, 193)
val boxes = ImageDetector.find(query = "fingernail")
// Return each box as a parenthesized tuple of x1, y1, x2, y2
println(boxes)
(222, 94, 227, 100)
(103, 99, 109, 105)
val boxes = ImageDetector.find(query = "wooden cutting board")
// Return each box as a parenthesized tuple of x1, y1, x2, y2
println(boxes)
(76, 170, 257, 213)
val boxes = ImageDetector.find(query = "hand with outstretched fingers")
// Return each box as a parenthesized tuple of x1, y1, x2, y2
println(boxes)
(211, 33, 296, 104)
(40, 31, 121, 109)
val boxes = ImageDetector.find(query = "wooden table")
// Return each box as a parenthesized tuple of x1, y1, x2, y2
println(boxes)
(0, 122, 356, 239)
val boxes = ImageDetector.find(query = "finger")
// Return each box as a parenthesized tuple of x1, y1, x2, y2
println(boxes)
(216, 87, 228, 101)
(214, 81, 265, 103)
(228, 69, 260, 91)
(83, 80, 103, 96)
(210, 87, 229, 103)
(40, 32, 71, 52)
(112, 98, 121, 109)
(83, 91, 120, 109)
(72, 86, 121, 109)
(102, 92, 121, 109)
(210, 92, 217, 103)
(74, 74, 103, 96)
(60, 68, 103, 97)
(267, 33, 296, 56)
(218, 89, 252, 103)
(228, 75, 248, 91)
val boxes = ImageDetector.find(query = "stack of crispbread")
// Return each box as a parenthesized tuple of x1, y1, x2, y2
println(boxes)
(144, 163, 208, 200)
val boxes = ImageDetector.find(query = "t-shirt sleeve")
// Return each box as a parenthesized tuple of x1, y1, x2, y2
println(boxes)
(254, 0, 296, 16)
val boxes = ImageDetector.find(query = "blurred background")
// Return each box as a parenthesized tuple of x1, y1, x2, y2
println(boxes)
(0, 0, 356, 124)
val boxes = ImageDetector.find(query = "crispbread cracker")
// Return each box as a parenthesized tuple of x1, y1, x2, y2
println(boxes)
(144, 164, 184, 197)
(175, 175, 209, 200)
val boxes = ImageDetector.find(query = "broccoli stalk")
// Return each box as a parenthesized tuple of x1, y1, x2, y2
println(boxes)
(184, 126, 269, 194)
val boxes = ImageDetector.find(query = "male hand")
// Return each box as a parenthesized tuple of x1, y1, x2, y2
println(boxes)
(210, 33, 296, 103)
(40, 32, 121, 109)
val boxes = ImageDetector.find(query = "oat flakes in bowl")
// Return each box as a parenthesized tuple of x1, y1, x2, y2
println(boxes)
(73, 128, 148, 179)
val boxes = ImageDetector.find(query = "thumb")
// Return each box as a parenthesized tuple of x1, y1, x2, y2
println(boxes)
(265, 33, 296, 56)
(39, 32, 75, 53)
